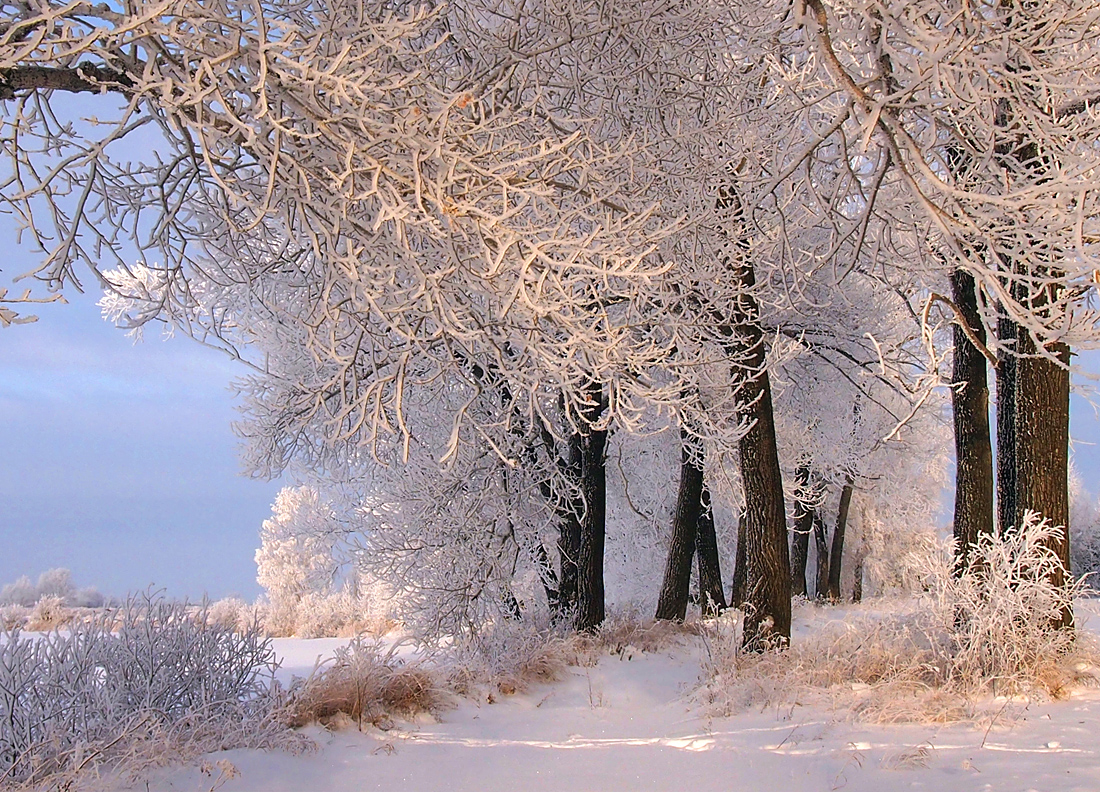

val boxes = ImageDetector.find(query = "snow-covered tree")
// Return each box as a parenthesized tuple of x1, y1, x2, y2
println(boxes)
(256, 486, 347, 611)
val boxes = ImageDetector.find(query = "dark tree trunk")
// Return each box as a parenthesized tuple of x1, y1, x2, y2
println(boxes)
(990, 65, 1072, 627)
(825, 480, 853, 602)
(554, 430, 584, 620)
(950, 269, 995, 572)
(789, 467, 813, 598)
(996, 312, 1021, 533)
(656, 430, 704, 621)
(851, 552, 864, 603)
(696, 483, 728, 617)
(575, 382, 607, 632)
(713, 182, 790, 649)
(813, 512, 829, 601)
(733, 326, 790, 648)
(1015, 333, 1072, 627)
(730, 515, 747, 608)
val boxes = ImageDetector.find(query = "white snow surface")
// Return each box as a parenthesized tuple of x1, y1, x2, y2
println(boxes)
(146, 602, 1100, 792)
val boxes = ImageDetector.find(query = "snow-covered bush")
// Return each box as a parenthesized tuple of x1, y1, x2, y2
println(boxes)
(0, 592, 304, 787)
(292, 590, 392, 639)
(25, 595, 71, 631)
(33, 568, 74, 601)
(0, 605, 27, 631)
(699, 514, 1098, 722)
(207, 597, 250, 632)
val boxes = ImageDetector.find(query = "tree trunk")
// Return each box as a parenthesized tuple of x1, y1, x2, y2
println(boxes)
(825, 480, 853, 602)
(813, 512, 829, 601)
(730, 515, 747, 608)
(996, 312, 1021, 533)
(851, 552, 864, 603)
(733, 322, 791, 648)
(656, 429, 704, 621)
(789, 467, 813, 598)
(1015, 333, 1072, 628)
(715, 183, 790, 649)
(696, 482, 728, 617)
(575, 382, 607, 632)
(950, 268, 995, 572)
(553, 430, 583, 620)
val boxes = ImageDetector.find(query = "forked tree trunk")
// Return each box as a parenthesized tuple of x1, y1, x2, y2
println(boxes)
(825, 480, 853, 602)
(789, 467, 813, 598)
(656, 430, 705, 622)
(575, 382, 608, 632)
(950, 268, 995, 572)
(696, 483, 728, 617)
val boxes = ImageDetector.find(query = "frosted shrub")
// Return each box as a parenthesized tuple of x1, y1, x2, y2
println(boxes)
(207, 597, 249, 632)
(0, 591, 304, 788)
(446, 620, 585, 697)
(25, 595, 72, 631)
(0, 605, 27, 630)
(445, 610, 695, 698)
(699, 514, 1098, 722)
(34, 569, 75, 601)
(921, 513, 1084, 692)
(1070, 472, 1100, 581)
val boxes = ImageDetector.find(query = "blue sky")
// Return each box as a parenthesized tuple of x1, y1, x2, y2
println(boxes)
(0, 287, 281, 600)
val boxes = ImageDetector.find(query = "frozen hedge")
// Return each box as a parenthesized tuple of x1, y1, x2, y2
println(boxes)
(0, 592, 303, 788)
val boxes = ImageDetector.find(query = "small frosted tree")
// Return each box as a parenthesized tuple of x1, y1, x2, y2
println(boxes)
(255, 486, 346, 614)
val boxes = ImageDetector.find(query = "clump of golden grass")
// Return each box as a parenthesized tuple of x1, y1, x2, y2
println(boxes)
(284, 638, 443, 729)
(697, 516, 1100, 724)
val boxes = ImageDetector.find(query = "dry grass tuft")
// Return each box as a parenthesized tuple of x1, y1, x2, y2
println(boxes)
(698, 516, 1100, 724)
(284, 638, 444, 729)
(587, 609, 700, 655)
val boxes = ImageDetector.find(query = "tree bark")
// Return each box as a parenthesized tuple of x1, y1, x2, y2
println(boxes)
(732, 306, 791, 649)
(656, 429, 704, 621)
(789, 467, 813, 598)
(825, 480, 853, 602)
(715, 182, 790, 649)
(552, 430, 583, 620)
(813, 511, 829, 601)
(950, 268, 995, 572)
(696, 482, 728, 617)
(1015, 333, 1072, 628)
(996, 312, 1021, 533)
(730, 515, 747, 608)
(575, 382, 607, 632)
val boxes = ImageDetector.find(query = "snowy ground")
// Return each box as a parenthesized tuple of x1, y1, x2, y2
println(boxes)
(146, 603, 1100, 792)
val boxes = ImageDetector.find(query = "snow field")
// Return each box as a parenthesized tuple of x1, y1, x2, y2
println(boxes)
(140, 600, 1100, 792)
